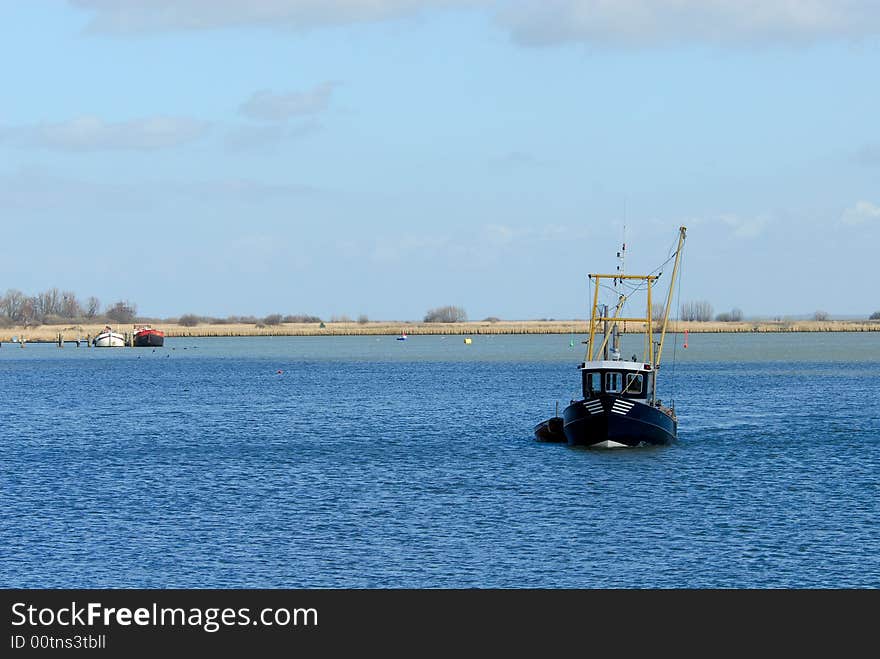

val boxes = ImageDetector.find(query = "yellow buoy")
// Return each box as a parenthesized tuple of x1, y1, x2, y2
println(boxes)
(463, 337, 472, 344)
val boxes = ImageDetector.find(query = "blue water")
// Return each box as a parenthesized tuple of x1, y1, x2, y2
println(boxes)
(1, 333, 878, 588)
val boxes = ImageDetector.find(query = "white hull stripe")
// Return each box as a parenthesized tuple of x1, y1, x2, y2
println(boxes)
(611, 401, 634, 415)
(583, 402, 603, 414)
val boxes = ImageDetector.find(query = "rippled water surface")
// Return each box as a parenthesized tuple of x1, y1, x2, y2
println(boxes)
(2, 333, 878, 587)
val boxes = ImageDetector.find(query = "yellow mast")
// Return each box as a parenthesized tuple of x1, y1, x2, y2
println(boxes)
(582, 227, 686, 367)
(654, 226, 687, 369)
(646, 277, 653, 364)
(585, 275, 658, 362)
(586, 275, 601, 360)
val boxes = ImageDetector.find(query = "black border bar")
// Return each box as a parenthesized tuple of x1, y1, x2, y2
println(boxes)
(2, 589, 875, 653)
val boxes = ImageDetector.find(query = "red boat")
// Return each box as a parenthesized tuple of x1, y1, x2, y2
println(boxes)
(133, 325, 165, 347)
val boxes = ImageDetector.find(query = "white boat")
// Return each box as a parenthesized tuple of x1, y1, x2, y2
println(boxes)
(93, 326, 125, 347)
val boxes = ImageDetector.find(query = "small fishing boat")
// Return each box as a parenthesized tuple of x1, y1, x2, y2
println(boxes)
(533, 403, 565, 442)
(93, 326, 125, 347)
(133, 325, 165, 347)
(397, 331, 407, 341)
(535, 226, 687, 448)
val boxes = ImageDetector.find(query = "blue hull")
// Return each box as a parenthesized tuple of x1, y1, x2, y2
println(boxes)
(562, 395, 676, 447)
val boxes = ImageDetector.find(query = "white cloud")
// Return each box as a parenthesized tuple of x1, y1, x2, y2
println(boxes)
(853, 144, 880, 166)
(685, 213, 769, 238)
(240, 83, 337, 121)
(841, 200, 880, 225)
(0, 115, 209, 151)
(718, 213, 769, 238)
(69, 0, 880, 47)
(71, 0, 474, 33)
(499, 0, 880, 47)
(484, 223, 516, 244)
(225, 120, 322, 152)
(489, 150, 545, 171)
(481, 223, 574, 243)
(222, 233, 313, 273)
(369, 223, 590, 264)
(0, 169, 316, 213)
(370, 233, 453, 263)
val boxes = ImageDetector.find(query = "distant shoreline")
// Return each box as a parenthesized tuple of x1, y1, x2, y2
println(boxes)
(2, 319, 879, 343)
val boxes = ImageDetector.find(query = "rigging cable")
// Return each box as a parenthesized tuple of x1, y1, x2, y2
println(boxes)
(590, 232, 684, 352)
(595, 233, 679, 302)
(669, 242, 685, 410)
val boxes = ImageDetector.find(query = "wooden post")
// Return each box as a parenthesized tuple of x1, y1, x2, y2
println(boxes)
(57, 332, 63, 348)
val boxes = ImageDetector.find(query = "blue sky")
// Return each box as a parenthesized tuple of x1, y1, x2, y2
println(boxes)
(1, 1, 878, 319)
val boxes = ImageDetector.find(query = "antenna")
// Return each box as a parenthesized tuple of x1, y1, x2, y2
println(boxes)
(615, 195, 627, 286)
(621, 198, 627, 281)
(610, 220, 626, 362)
(615, 225, 626, 288)
(614, 222, 626, 309)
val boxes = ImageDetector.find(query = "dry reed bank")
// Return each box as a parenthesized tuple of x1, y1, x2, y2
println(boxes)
(2, 319, 879, 343)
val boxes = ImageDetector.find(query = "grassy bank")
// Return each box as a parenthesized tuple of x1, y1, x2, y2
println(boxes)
(2, 319, 879, 343)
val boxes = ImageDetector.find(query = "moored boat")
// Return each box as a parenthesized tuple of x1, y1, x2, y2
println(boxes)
(536, 226, 687, 448)
(93, 326, 125, 347)
(133, 325, 164, 347)
(533, 415, 565, 442)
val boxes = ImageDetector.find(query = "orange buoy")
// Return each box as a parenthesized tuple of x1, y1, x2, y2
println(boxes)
(276, 370, 283, 374)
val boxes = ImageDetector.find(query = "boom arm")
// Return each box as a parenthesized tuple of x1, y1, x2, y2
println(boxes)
(654, 226, 687, 369)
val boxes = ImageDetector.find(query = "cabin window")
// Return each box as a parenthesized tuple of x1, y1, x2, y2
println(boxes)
(605, 372, 623, 393)
(624, 373, 644, 396)
(584, 372, 601, 396)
